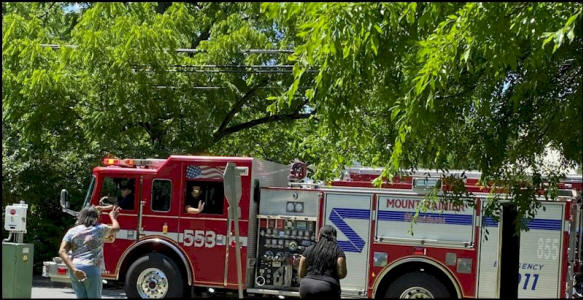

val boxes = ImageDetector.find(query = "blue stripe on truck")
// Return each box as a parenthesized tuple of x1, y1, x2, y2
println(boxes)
(377, 210, 473, 225)
(482, 217, 562, 231)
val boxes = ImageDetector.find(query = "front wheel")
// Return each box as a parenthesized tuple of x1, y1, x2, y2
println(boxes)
(125, 253, 184, 298)
(384, 272, 452, 298)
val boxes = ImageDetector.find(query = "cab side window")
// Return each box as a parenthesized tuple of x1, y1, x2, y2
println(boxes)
(152, 179, 171, 212)
(100, 177, 135, 210)
(185, 181, 224, 215)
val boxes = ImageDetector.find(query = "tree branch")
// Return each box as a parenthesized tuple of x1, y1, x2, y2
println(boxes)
(38, 2, 56, 22)
(191, 25, 212, 50)
(213, 97, 316, 143)
(504, 2, 530, 18)
(124, 121, 166, 149)
(121, 121, 151, 135)
(213, 77, 270, 138)
(218, 110, 316, 140)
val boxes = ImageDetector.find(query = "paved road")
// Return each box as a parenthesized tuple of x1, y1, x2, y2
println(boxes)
(31, 276, 357, 299)
(31, 276, 237, 299)
(32, 276, 126, 299)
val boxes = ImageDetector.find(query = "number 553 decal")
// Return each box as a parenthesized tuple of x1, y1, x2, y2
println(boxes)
(183, 230, 219, 248)
(182, 230, 247, 248)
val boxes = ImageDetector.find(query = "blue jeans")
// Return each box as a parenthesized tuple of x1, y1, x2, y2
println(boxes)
(69, 265, 102, 299)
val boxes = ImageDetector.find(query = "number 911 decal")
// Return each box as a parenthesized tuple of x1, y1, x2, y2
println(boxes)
(518, 273, 540, 291)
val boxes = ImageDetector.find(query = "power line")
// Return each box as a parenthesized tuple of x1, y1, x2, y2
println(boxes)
(40, 44, 313, 74)
(241, 49, 295, 54)
(169, 64, 295, 73)
(176, 48, 295, 54)
(154, 85, 222, 90)
(41, 44, 78, 49)
(41, 44, 295, 54)
(169, 64, 316, 74)
(133, 64, 318, 74)
(153, 85, 299, 90)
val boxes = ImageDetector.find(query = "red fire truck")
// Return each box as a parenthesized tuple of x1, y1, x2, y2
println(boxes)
(43, 155, 582, 298)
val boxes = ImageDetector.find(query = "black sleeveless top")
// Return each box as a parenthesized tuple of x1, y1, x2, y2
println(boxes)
(303, 244, 346, 286)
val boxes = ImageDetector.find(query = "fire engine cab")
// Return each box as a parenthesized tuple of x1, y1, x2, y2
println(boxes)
(43, 155, 582, 298)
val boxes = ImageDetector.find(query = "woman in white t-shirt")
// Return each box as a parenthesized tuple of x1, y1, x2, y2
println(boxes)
(58, 206, 120, 298)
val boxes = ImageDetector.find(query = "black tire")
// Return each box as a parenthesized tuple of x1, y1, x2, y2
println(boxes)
(384, 272, 452, 298)
(125, 253, 184, 298)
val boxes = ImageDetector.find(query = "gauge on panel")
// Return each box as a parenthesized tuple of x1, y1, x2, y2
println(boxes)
(288, 241, 298, 251)
(255, 276, 266, 287)
(286, 202, 295, 212)
(294, 202, 304, 212)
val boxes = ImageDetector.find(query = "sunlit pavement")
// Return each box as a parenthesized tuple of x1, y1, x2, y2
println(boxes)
(31, 276, 359, 299)
(32, 276, 126, 299)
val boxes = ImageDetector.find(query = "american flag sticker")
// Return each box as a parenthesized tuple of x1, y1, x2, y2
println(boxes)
(186, 165, 226, 180)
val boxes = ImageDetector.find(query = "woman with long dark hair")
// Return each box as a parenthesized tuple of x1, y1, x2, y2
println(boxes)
(58, 206, 120, 298)
(298, 225, 347, 299)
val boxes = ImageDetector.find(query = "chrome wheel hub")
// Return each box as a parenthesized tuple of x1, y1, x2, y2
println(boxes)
(137, 268, 168, 298)
(400, 286, 434, 298)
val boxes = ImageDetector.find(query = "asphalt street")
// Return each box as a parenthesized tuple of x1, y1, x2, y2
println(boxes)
(31, 276, 356, 299)
(31, 276, 239, 299)
(32, 276, 126, 299)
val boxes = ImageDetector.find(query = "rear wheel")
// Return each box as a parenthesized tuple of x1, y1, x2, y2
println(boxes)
(384, 272, 452, 299)
(125, 253, 184, 298)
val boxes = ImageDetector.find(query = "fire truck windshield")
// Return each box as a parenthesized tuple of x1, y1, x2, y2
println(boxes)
(81, 175, 96, 209)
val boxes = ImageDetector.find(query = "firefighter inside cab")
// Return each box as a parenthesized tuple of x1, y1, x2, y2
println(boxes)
(184, 180, 225, 215)
(96, 179, 135, 211)
(185, 185, 204, 214)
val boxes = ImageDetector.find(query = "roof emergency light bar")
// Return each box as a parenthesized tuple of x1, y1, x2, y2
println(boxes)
(102, 158, 166, 168)
(344, 167, 582, 191)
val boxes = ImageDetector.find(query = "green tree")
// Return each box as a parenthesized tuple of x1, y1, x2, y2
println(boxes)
(2, 2, 315, 272)
(263, 2, 582, 225)
(262, 5, 581, 296)
(2, 2, 581, 278)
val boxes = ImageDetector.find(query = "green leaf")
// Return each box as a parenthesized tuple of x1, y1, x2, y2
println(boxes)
(407, 3, 417, 24)
(287, 79, 300, 104)
(390, 107, 401, 121)
(564, 12, 579, 27)
(374, 24, 382, 34)
(305, 88, 315, 100)
(343, 45, 350, 58)
(462, 48, 471, 63)
(541, 32, 554, 49)
(370, 36, 378, 55)
(567, 27, 575, 42)
(329, 41, 337, 55)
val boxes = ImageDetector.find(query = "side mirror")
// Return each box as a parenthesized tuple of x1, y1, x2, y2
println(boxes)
(60, 189, 70, 209)
(60, 189, 78, 217)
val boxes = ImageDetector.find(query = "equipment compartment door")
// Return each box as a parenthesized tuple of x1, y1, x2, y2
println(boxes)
(517, 202, 565, 298)
(477, 200, 502, 298)
(324, 193, 372, 295)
